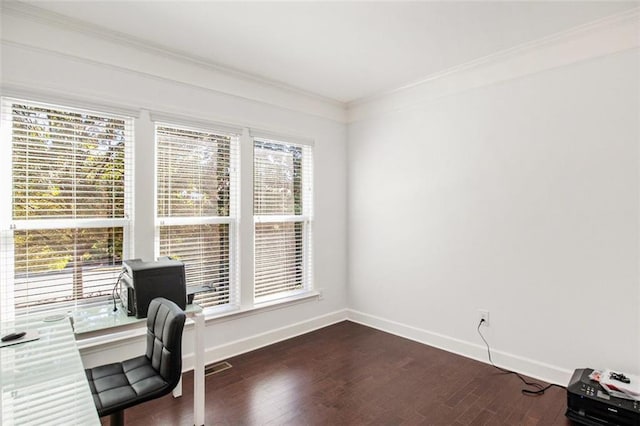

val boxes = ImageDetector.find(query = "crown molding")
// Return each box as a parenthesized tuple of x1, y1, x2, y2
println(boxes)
(0, 83, 142, 118)
(1, 44, 344, 141)
(1, 39, 337, 121)
(1, 1, 347, 122)
(348, 7, 640, 123)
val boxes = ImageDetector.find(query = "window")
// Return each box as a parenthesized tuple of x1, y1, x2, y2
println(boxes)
(0, 98, 132, 315)
(155, 123, 238, 309)
(253, 138, 313, 301)
(0, 97, 315, 318)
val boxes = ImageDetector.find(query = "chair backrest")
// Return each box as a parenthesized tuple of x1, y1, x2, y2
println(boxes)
(145, 297, 186, 388)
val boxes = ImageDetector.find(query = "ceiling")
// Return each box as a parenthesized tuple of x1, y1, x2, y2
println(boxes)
(17, 1, 640, 104)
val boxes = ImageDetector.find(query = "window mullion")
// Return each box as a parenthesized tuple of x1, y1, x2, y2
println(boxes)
(157, 216, 233, 226)
(254, 215, 308, 224)
(12, 218, 129, 231)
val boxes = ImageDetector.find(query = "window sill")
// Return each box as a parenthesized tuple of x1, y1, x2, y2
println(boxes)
(203, 290, 321, 324)
(75, 290, 320, 350)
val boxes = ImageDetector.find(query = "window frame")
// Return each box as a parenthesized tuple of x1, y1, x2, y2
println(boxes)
(0, 97, 134, 318)
(252, 136, 314, 303)
(0, 95, 318, 322)
(153, 120, 240, 311)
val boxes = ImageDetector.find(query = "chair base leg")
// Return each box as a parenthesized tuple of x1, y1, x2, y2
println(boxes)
(109, 410, 124, 426)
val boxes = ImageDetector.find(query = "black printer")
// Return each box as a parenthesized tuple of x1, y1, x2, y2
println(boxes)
(566, 368, 640, 426)
(120, 257, 187, 318)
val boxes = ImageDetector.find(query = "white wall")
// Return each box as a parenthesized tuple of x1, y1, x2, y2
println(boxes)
(1, 9, 348, 367)
(348, 30, 640, 385)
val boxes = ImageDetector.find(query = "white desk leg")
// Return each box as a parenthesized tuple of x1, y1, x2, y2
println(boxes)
(194, 311, 205, 426)
(173, 376, 183, 397)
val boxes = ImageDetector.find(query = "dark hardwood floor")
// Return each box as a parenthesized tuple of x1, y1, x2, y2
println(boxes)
(103, 321, 571, 425)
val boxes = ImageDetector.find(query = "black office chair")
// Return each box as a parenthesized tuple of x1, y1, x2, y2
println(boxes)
(85, 297, 186, 426)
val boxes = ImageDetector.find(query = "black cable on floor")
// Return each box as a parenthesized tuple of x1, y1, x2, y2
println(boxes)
(476, 319, 565, 396)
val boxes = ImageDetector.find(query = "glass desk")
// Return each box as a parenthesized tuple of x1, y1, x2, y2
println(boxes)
(73, 303, 206, 426)
(0, 316, 100, 426)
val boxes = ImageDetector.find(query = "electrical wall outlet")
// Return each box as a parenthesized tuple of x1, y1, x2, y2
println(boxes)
(478, 309, 490, 326)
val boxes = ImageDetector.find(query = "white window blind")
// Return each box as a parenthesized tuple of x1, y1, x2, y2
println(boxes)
(0, 98, 133, 315)
(254, 138, 313, 301)
(156, 124, 238, 309)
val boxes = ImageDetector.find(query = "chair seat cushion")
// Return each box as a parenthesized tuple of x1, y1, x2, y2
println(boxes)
(85, 355, 171, 416)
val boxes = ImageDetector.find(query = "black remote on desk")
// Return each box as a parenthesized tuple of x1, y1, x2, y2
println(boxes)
(1, 331, 26, 342)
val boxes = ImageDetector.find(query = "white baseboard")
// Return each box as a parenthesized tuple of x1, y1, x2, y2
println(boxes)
(347, 309, 573, 387)
(181, 308, 348, 371)
(82, 307, 572, 387)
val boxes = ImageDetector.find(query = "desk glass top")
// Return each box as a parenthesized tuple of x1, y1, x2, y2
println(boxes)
(73, 302, 202, 335)
(0, 316, 100, 425)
